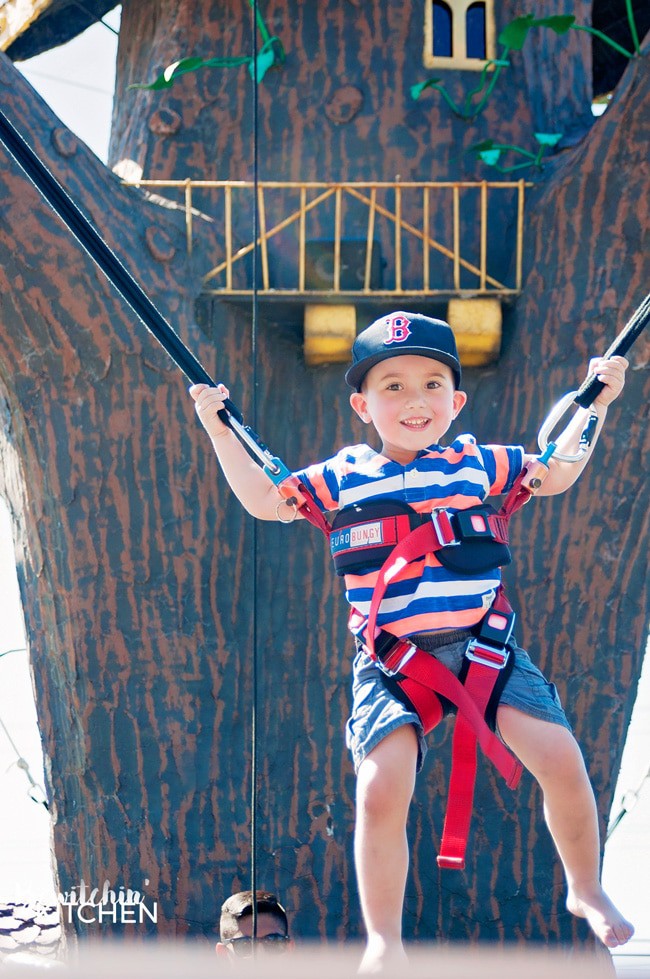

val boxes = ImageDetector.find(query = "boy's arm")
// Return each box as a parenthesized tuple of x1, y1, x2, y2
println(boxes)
(526, 355, 628, 496)
(189, 383, 302, 521)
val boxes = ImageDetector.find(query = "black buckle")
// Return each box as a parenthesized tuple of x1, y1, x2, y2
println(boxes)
(453, 509, 494, 541)
(475, 607, 515, 648)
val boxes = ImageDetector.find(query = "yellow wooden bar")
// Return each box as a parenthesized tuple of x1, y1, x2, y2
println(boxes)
(480, 181, 487, 291)
(299, 186, 306, 292)
(453, 184, 460, 291)
(516, 179, 525, 291)
(225, 185, 232, 292)
(395, 183, 402, 292)
(364, 187, 376, 292)
(334, 187, 342, 292)
(423, 186, 430, 292)
(124, 178, 530, 190)
(184, 178, 193, 257)
(257, 186, 269, 290)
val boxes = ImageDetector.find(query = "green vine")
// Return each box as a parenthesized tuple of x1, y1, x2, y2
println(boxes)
(129, 0, 284, 92)
(411, 57, 511, 120)
(469, 132, 562, 173)
(411, 9, 642, 173)
(411, 15, 577, 122)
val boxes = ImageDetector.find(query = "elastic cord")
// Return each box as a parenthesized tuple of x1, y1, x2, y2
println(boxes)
(249, 0, 260, 944)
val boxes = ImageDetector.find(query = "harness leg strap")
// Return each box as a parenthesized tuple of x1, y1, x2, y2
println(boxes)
(436, 656, 514, 870)
(380, 638, 522, 871)
(396, 652, 521, 788)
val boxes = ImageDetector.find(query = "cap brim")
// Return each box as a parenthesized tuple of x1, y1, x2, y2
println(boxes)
(345, 347, 461, 390)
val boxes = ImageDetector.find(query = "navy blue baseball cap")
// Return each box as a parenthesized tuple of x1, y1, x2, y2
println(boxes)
(345, 311, 462, 390)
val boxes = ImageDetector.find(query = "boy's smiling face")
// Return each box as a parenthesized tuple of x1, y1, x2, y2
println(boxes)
(350, 354, 467, 465)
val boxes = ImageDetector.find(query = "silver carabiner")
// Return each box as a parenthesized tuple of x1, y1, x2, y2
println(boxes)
(537, 391, 588, 463)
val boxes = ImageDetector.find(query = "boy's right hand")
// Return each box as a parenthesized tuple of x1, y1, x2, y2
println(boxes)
(189, 383, 232, 441)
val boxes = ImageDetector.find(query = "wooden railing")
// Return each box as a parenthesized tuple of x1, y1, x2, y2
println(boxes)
(123, 178, 529, 298)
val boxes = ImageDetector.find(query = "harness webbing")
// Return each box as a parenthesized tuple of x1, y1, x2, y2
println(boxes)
(355, 493, 524, 868)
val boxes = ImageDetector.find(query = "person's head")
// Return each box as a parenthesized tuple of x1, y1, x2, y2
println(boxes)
(216, 890, 292, 961)
(346, 312, 467, 462)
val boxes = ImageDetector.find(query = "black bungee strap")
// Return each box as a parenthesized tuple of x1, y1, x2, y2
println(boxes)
(574, 292, 650, 408)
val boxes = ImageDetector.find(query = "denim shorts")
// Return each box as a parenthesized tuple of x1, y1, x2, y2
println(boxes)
(345, 631, 571, 773)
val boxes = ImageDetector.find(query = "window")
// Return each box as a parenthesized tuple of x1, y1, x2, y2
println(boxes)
(432, 1, 453, 57)
(424, 0, 495, 70)
(466, 2, 487, 60)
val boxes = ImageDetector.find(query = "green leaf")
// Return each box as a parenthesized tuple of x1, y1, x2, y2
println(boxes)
(533, 132, 562, 146)
(248, 37, 284, 82)
(533, 15, 575, 35)
(129, 54, 250, 90)
(470, 139, 496, 152)
(411, 78, 442, 100)
(163, 57, 205, 83)
(479, 149, 502, 165)
(498, 15, 535, 51)
(498, 13, 575, 51)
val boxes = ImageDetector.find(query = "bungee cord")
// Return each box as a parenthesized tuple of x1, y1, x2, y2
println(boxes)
(0, 647, 48, 810)
(607, 763, 650, 841)
(0, 711, 49, 811)
(249, 0, 261, 946)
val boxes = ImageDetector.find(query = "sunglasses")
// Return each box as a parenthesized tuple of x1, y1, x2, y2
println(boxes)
(225, 934, 290, 957)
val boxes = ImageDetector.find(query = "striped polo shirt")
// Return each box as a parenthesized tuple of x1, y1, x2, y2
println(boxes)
(295, 436, 524, 640)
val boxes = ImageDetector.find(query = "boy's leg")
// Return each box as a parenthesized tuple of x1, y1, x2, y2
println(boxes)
(355, 723, 419, 974)
(497, 705, 634, 948)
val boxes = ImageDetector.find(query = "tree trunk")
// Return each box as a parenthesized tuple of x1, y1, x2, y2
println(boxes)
(0, 0, 647, 949)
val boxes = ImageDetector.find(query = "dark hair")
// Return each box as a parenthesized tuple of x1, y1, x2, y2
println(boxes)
(219, 890, 288, 942)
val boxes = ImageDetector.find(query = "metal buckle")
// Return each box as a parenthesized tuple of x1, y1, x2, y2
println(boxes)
(375, 642, 417, 678)
(464, 638, 509, 670)
(431, 509, 459, 548)
(437, 854, 465, 871)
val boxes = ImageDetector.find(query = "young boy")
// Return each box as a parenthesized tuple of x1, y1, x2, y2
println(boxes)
(190, 312, 634, 972)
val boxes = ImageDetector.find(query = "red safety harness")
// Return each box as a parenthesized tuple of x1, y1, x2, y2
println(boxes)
(361, 506, 519, 870)
(278, 456, 550, 870)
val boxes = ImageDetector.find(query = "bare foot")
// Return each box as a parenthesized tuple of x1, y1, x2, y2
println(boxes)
(358, 938, 408, 974)
(567, 884, 635, 947)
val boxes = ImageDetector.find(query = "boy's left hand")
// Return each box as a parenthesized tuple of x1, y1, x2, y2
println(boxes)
(589, 355, 628, 407)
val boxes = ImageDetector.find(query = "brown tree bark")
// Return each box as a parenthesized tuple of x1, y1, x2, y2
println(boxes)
(0, 0, 647, 950)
